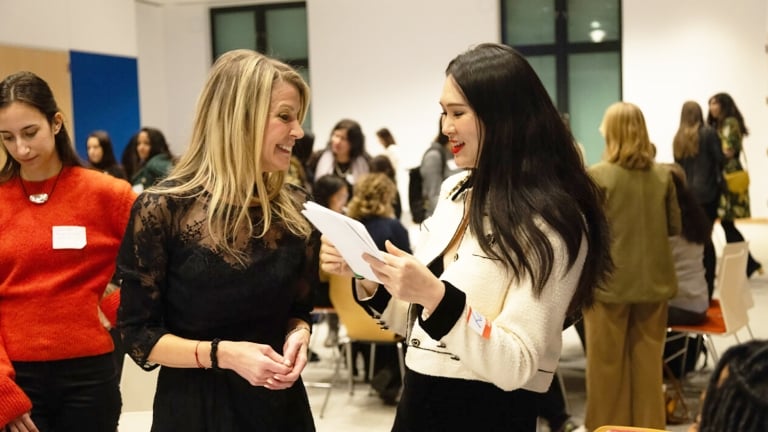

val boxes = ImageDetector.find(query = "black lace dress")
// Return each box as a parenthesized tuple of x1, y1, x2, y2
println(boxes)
(116, 186, 317, 432)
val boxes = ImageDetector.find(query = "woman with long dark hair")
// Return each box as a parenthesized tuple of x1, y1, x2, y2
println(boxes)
(707, 92, 762, 277)
(320, 43, 612, 431)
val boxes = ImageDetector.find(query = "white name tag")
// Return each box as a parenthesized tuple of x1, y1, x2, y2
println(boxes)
(52, 226, 87, 249)
(466, 307, 491, 339)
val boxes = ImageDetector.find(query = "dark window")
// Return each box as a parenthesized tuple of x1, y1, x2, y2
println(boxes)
(211, 2, 311, 129)
(501, 0, 621, 164)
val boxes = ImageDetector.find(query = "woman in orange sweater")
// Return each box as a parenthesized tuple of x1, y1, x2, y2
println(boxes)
(0, 72, 136, 431)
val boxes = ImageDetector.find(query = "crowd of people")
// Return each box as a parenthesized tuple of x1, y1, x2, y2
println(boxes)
(1, 42, 765, 432)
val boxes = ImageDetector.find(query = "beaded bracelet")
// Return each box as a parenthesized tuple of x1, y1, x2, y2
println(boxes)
(210, 338, 221, 370)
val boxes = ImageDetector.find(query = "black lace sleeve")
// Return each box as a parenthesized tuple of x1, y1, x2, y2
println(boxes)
(116, 192, 172, 370)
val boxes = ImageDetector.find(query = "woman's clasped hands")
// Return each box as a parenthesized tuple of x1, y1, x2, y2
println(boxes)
(222, 330, 309, 391)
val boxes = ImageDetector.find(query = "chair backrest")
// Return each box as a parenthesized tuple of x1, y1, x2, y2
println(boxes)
(720, 241, 753, 310)
(716, 243, 750, 335)
(328, 274, 402, 343)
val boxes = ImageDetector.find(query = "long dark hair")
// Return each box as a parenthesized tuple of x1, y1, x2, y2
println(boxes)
(328, 119, 367, 160)
(313, 174, 350, 209)
(666, 164, 711, 244)
(87, 130, 120, 170)
(121, 133, 139, 180)
(699, 340, 768, 432)
(139, 126, 174, 163)
(445, 43, 612, 315)
(0, 71, 82, 182)
(707, 92, 749, 136)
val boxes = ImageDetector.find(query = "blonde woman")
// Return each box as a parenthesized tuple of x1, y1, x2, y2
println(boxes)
(585, 102, 681, 430)
(116, 50, 317, 431)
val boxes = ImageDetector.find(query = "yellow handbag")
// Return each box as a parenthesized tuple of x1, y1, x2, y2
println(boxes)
(724, 170, 749, 195)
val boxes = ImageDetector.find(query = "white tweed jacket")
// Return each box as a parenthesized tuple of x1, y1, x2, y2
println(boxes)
(357, 171, 587, 392)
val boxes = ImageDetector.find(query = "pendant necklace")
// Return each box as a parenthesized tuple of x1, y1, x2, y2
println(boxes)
(19, 167, 63, 204)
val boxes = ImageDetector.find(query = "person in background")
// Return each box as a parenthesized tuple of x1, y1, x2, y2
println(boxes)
(664, 163, 711, 325)
(690, 339, 768, 432)
(121, 133, 139, 181)
(86, 128, 131, 382)
(312, 174, 352, 348)
(345, 172, 411, 405)
(320, 43, 612, 431)
(130, 126, 174, 193)
(707, 92, 762, 278)
(419, 118, 459, 220)
(370, 154, 402, 220)
(376, 127, 400, 171)
(116, 49, 317, 431)
(86, 130, 127, 180)
(585, 102, 680, 430)
(673, 100, 723, 298)
(287, 131, 314, 191)
(311, 119, 370, 186)
(0, 71, 135, 432)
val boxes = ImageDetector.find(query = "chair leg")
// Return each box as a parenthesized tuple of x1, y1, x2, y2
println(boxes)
(345, 341, 355, 395)
(746, 324, 755, 339)
(680, 334, 693, 381)
(703, 335, 719, 364)
(319, 343, 342, 419)
(368, 343, 377, 396)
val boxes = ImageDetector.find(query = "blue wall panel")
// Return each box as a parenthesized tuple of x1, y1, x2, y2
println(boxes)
(69, 51, 140, 166)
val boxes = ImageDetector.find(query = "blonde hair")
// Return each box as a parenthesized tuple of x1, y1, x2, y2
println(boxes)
(346, 173, 396, 220)
(155, 49, 311, 263)
(673, 100, 703, 159)
(600, 102, 654, 170)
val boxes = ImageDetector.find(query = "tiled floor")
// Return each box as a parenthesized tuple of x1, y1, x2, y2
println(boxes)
(118, 272, 768, 432)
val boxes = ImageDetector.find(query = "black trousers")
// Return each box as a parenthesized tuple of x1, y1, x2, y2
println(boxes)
(392, 369, 538, 431)
(720, 219, 762, 276)
(12, 353, 121, 432)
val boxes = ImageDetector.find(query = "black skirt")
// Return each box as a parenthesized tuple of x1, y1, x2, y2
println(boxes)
(150, 367, 315, 432)
(392, 369, 538, 432)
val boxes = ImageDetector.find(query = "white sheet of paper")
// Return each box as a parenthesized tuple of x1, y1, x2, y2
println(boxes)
(301, 201, 383, 283)
(52, 226, 87, 249)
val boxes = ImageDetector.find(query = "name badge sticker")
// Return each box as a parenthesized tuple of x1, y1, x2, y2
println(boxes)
(466, 307, 492, 339)
(52, 226, 87, 250)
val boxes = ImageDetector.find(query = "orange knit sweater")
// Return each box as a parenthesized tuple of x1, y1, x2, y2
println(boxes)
(0, 167, 135, 426)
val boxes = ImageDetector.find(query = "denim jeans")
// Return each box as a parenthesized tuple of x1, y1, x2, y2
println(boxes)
(12, 353, 121, 432)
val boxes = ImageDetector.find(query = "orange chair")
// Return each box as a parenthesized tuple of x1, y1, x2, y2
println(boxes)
(328, 274, 406, 396)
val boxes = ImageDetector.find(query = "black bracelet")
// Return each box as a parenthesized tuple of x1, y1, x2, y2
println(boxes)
(210, 338, 221, 370)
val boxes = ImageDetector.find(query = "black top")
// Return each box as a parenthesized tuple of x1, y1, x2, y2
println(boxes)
(676, 126, 724, 205)
(360, 215, 411, 254)
(117, 184, 317, 432)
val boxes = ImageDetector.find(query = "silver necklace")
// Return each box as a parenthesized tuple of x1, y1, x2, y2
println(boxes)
(19, 168, 63, 204)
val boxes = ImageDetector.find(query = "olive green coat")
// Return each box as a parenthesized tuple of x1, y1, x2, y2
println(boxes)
(588, 162, 681, 303)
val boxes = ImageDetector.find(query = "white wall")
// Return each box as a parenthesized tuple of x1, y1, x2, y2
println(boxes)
(0, 0, 137, 56)
(306, 0, 499, 169)
(135, 0, 498, 170)
(623, 0, 768, 217)
(1, 0, 766, 216)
